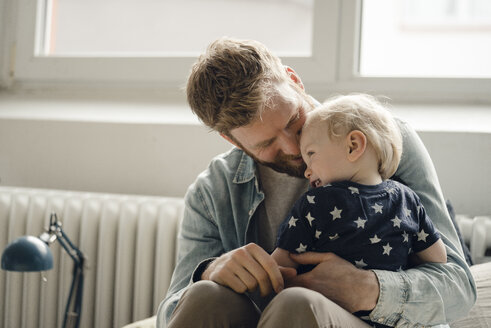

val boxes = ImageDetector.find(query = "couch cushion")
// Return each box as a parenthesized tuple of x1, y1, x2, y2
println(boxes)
(446, 200, 473, 266)
(122, 316, 156, 328)
(451, 262, 491, 327)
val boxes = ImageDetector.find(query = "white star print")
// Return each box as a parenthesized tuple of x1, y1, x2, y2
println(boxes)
(391, 216, 402, 228)
(330, 207, 342, 220)
(296, 243, 307, 253)
(354, 217, 367, 229)
(417, 229, 429, 242)
(371, 203, 383, 214)
(383, 243, 392, 256)
(370, 234, 381, 244)
(315, 230, 322, 239)
(306, 212, 316, 226)
(402, 231, 409, 243)
(329, 233, 339, 241)
(307, 195, 315, 204)
(355, 259, 368, 268)
(386, 187, 396, 194)
(288, 216, 298, 228)
(403, 207, 411, 217)
(348, 186, 359, 194)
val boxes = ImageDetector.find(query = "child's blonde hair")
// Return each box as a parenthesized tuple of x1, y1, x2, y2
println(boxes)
(305, 94, 402, 180)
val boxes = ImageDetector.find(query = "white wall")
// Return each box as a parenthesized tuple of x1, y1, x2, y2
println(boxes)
(0, 0, 16, 89)
(0, 0, 7, 88)
(0, 95, 490, 217)
(418, 131, 490, 216)
(0, 117, 230, 198)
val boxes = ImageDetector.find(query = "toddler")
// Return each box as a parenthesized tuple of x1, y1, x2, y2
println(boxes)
(272, 94, 447, 327)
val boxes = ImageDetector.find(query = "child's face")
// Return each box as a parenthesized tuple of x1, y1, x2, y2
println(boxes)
(300, 124, 353, 188)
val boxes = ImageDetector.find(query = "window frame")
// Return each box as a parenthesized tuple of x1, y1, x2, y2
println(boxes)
(331, 0, 491, 103)
(4, 0, 491, 103)
(11, 0, 338, 88)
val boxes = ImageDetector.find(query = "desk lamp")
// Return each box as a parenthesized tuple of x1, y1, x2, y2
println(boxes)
(1, 213, 85, 328)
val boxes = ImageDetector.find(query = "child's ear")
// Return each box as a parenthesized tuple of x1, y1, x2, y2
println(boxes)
(346, 130, 366, 162)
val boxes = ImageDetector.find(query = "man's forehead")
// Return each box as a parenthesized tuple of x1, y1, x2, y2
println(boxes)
(299, 128, 313, 150)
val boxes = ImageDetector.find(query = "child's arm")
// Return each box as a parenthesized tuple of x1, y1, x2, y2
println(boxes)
(271, 247, 299, 269)
(412, 238, 447, 265)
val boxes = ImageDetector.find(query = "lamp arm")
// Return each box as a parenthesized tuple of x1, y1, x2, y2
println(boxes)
(48, 213, 85, 328)
(59, 239, 84, 328)
(56, 229, 84, 266)
(47, 213, 84, 266)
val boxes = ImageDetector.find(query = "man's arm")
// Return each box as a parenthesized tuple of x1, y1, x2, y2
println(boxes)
(156, 150, 288, 327)
(157, 186, 226, 327)
(369, 120, 476, 325)
(286, 120, 476, 326)
(158, 190, 287, 326)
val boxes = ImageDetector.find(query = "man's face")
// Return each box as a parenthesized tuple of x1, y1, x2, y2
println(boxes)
(228, 84, 314, 177)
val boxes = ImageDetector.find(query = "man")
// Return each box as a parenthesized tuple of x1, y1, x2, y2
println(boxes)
(157, 38, 475, 327)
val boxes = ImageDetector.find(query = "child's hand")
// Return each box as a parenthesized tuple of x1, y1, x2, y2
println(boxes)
(286, 252, 379, 313)
(279, 266, 297, 283)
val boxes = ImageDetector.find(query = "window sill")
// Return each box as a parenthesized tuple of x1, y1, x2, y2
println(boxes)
(0, 91, 197, 125)
(0, 91, 490, 133)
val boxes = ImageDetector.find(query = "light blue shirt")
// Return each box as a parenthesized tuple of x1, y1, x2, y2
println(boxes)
(158, 120, 476, 328)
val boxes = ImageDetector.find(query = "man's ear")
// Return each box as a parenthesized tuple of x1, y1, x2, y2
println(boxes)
(285, 66, 304, 90)
(346, 130, 366, 162)
(220, 133, 242, 149)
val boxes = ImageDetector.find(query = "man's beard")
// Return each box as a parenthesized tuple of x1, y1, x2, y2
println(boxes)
(242, 148, 306, 178)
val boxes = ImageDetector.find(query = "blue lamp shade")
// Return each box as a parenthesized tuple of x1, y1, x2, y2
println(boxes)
(1, 236, 54, 272)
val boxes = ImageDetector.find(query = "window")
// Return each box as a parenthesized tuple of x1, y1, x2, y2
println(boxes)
(5, 0, 491, 102)
(360, 0, 491, 77)
(44, 0, 314, 57)
(13, 0, 336, 87)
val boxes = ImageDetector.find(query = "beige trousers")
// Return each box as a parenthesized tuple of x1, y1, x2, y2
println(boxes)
(167, 280, 371, 328)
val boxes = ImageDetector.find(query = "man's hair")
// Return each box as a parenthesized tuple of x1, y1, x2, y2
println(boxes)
(186, 37, 293, 136)
(305, 94, 403, 180)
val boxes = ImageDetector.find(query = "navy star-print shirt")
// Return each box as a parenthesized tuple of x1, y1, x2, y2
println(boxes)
(276, 180, 441, 273)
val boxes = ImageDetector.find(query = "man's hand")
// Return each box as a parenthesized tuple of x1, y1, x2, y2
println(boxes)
(286, 252, 380, 313)
(201, 243, 287, 297)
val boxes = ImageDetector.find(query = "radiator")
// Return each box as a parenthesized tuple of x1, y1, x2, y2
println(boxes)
(0, 187, 184, 328)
